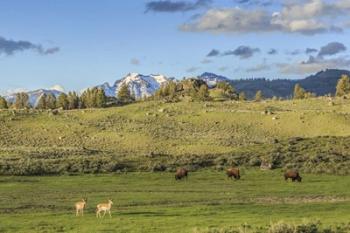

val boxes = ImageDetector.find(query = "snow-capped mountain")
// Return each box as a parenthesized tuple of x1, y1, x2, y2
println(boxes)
(198, 72, 230, 87)
(5, 88, 63, 107)
(96, 73, 169, 99)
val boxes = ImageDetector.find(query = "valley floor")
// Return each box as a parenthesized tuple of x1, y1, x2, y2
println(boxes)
(0, 170, 349, 233)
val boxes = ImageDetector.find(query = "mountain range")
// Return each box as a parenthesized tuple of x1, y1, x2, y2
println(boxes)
(4, 69, 350, 107)
(5, 88, 64, 107)
(228, 69, 350, 98)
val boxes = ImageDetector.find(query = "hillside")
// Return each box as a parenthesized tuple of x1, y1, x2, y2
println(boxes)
(201, 69, 350, 98)
(1, 98, 350, 175)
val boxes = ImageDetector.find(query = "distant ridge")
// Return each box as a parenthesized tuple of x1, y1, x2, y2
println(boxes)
(199, 69, 350, 98)
(4, 69, 350, 104)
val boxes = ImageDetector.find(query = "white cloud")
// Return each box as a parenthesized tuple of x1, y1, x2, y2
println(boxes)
(246, 63, 271, 72)
(180, 0, 350, 35)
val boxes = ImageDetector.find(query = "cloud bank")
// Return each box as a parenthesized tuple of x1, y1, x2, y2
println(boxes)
(180, 0, 350, 35)
(206, 46, 260, 59)
(278, 41, 349, 74)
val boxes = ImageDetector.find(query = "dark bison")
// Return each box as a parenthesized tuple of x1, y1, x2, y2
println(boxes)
(226, 168, 240, 180)
(175, 168, 188, 180)
(284, 170, 302, 182)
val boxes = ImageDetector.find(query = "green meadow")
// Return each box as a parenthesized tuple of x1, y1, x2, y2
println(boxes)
(0, 170, 350, 233)
(1, 98, 350, 232)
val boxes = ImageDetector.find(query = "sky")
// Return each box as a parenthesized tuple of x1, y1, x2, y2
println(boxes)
(0, 0, 350, 94)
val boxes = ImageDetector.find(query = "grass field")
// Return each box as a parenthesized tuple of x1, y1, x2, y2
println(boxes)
(1, 169, 350, 233)
(1, 98, 350, 232)
(1, 98, 350, 175)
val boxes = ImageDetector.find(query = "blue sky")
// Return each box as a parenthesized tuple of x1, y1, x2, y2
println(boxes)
(0, 0, 350, 94)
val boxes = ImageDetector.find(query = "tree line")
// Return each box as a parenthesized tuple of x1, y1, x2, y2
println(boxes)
(0, 83, 134, 110)
(1, 75, 350, 110)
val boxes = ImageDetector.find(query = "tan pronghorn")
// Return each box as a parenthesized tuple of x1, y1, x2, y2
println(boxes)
(75, 198, 87, 216)
(96, 199, 113, 218)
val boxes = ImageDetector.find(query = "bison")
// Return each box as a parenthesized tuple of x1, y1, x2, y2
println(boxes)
(284, 170, 302, 182)
(175, 168, 188, 180)
(226, 168, 240, 180)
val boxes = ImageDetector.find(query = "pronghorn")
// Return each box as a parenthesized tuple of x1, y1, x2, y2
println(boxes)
(75, 198, 87, 216)
(96, 199, 113, 218)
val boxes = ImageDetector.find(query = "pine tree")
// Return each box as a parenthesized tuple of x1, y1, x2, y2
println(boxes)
(293, 84, 306, 99)
(189, 85, 199, 100)
(216, 81, 237, 100)
(0, 96, 8, 109)
(46, 93, 56, 109)
(80, 88, 107, 108)
(96, 88, 107, 108)
(255, 90, 263, 102)
(197, 84, 210, 101)
(57, 93, 69, 109)
(67, 91, 80, 109)
(118, 83, 132, 103)
(167, 81, 177, 99)
(80, 89, 90, 108)
(14, 92, 30, 109)
(336, 75, 350, 97)
(36, 93, 48, 109)
(217, 82, 234, 94)
(239, 92, 246, 101)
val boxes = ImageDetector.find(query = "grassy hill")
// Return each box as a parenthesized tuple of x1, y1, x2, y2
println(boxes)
(1, 97, 350, 175)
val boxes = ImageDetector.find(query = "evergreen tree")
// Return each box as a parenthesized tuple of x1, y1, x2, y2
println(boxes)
(36, 93, 48, 109)
(67, 91, 80, 109)
(0, 96, 8, 109)
(239, 92, 246, 101)
(164, 81, 177, 99)
(154, 81, 178, 101)
(80, 89, 91, 108)
(336, 75, 350, 97)
(217, 82, 234, 94)
(14, 92, 30, 109)
(118, 83, 133, 103)
(255, 90, 263, 102)
(80, 88, 106, 108)
(216, 81, 237, 100)
(46, 93, 56, 109)
(96, 88, 107, 108)
(189, 85, 199, 100)
(293, 84, 306, 99)
(56, 93, 69, 109)
(197, 84, 210, 101)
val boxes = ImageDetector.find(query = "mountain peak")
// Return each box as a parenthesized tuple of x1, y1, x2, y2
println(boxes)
(198, 72, 230, 87)
(97, 73, 169, 99)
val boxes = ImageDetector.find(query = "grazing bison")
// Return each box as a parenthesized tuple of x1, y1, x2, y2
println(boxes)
(175, 168, 188, 180)
(284, 170, 302, 182)
(226, 168, 240, 180)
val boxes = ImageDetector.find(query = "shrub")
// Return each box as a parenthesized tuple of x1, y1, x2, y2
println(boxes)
(268, 221, 294, 233)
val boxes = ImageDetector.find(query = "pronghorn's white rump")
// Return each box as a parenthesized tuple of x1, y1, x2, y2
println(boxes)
(96, 199, 113, 218)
